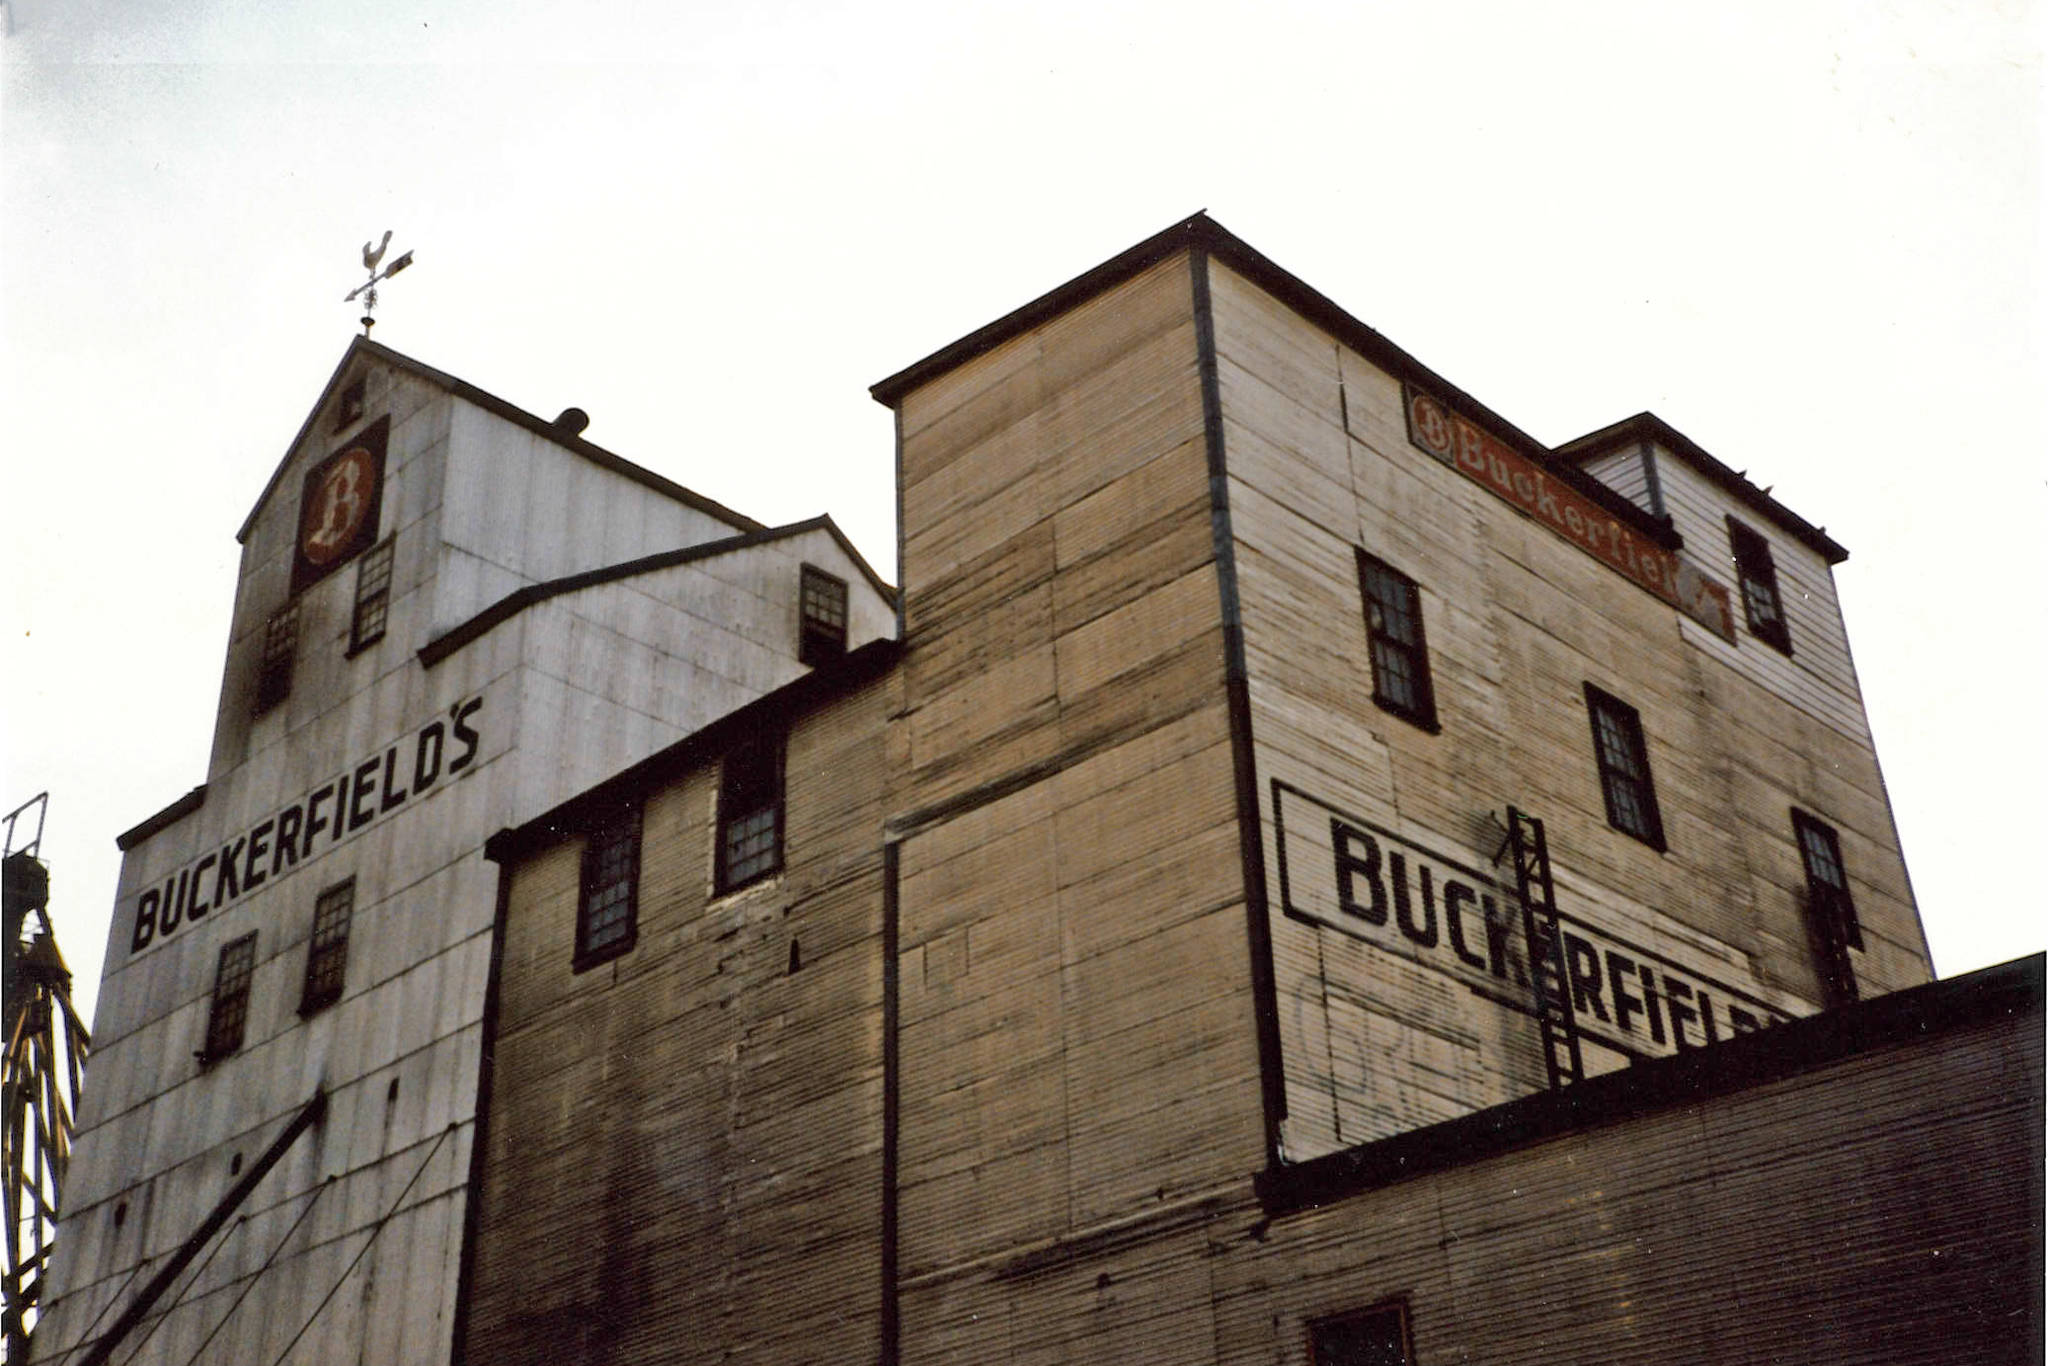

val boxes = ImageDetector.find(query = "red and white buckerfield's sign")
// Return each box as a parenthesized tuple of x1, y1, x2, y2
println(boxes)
(1403, 386, 1735, 641)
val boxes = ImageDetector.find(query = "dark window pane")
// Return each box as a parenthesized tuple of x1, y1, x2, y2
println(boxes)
(1356, 551, 1437, 731)
(300, 880, 354, 1013)
(799, 565, 849, 666)
(576, 808, 641, 966)
(1793, 809, 1861, 1004)
(1311, 1304, 1411, 1366)
(1729, 518, 1792, 654)
(350, 538, 395, 652)
(204, 933, 259, 1062)
(1585, 684, 1664, 849)
(255, 605, 299, 715)
(718, 740, 784, 891)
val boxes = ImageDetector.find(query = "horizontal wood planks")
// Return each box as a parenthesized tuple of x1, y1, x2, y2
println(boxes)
(1203, 257, 1934, 1163)
(465, 681, 895, 1366)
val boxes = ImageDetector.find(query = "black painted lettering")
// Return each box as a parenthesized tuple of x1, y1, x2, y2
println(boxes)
(132, 890, 158, 952)
(1638, 963, 1666, 1045)
(213, 840, 244, 908)
(1698, 990, 1721, 1043)
(1444, 880, 1487, 970)
(1482, 898, 1524, 984)
(1663, 975, 1698, 1049)
(380, 745, 408, 813)
(159, 875, 183, 936)
(189, 854, 216, 919)
(349, 757, 379, 831)
(413, 722, 444, 792)
(1564, 932, 1609, 1022)
(1728, 1006, 1762, 1034)
(244, 819, 273, 890)
(273, 804, 303, 875)
(1607, 950, 1643, 1034)
(1393, 858, 1440, 948)
(448, 696, 482, 773)
(1331, 820, 1388, 926)
(305, 784, 335, 847)
(333, 774, 350, 843)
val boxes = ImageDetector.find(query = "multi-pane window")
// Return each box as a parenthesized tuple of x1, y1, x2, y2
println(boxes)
(1793, 809, 1862, 1006)
(1728, 517, 1792, 654)
(349, 538, 395, 653)
(799, 564, 849, 666)
(202, 933, 259, 1063)
(255, 605, 299, 715)
(1310, 1303, 1413, 1366)
(1584, 683, 1665, 850)
(717, 739, 784, 892)
(575, 806, 642, 969)
(299, 880, 354, 1014)
(1355, 550, 1438, 731)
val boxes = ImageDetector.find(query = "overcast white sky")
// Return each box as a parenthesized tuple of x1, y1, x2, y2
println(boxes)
(3, 1, 2042, 1028)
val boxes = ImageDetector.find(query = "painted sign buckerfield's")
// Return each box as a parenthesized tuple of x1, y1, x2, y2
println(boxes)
(127, 693, 485, 953)
(1274, 781, 1789, 1062)
(1402, 385, 1736, 641)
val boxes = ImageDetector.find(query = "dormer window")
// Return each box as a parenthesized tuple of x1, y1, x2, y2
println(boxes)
(1728, 518, 1791, 655)
(799, 565, 848, 666)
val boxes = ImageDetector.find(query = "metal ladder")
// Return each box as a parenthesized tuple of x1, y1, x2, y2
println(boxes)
(1505, 807, 1584, 1090)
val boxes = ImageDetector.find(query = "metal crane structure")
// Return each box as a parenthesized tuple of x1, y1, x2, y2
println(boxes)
(4, 794, 91, 1363)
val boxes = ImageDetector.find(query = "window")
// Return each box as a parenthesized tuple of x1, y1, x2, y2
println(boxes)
(1584, 683, 1665, 850)
(1310, 1303, 1413, 1366)
(348, 538, 395, 653)
(799, 564, 849, 666)
(255, 605, 299, 715)
(1728, 517, 1791, 654)
(335, 376, 367, 429)
(299, 880, 354, 1014)
(1355, 550, 1438, 731)
(717, 739, 783, 892)
(201, 933, 259, 1063)
(575, 806, 642, 969)
(1793, 809, 1861, 1006)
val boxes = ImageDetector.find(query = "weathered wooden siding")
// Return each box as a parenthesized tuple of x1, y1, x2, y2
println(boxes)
(1652, 449, 1873, 741)
(890, 253, 1265, 1310)
(1216, 983, 2041, 1365)
(882, 968, 2043, 1366)
(1577, 443, 1656, 513)
(1203, 258, 1931, 1163)
(466, 678, 895, 1366)
(37, 351, 852, 1366)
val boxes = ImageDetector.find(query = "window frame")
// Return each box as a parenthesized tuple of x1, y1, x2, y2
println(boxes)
(1354, 549, 1439, 733)
(1792, 808, 1862, 1006)
(1728, 516, 1792, 655)
(716, 737, 785, 894)
(298, 878, 355, 1015)
(200, 932, 259, 1064)
(1308, 1300, 1414, 1366)
(574, 805, 642, 972)
(798, 563, 850, 667)
(347, 536, 396, 656)
(1583, 682, 1666, 851)
(254, 604, 300, 716)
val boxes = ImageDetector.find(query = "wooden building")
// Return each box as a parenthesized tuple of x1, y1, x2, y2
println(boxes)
(36, 216, 2041, 1366)
(32, 344, 893, 1365)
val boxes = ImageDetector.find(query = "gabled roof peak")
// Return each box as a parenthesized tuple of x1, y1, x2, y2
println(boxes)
(236, 336, 763, 544)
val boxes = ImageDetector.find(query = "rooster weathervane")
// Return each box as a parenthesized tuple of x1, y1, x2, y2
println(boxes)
(345, 231, 415, 336)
